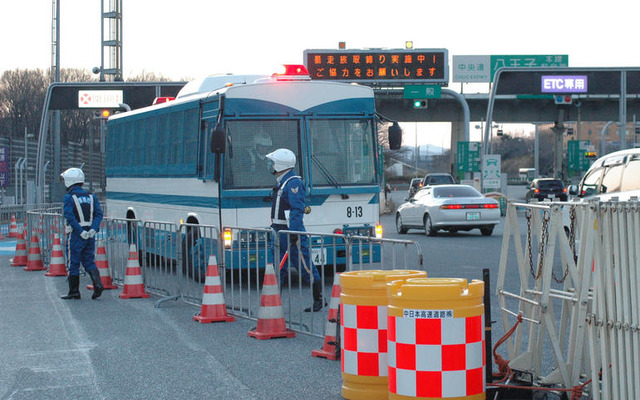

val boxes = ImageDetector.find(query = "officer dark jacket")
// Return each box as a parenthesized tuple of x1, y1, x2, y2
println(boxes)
(63, 185, 104, 235)
(270, 169, 305, 232)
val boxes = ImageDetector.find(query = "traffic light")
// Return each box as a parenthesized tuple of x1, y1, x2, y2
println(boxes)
(566, 127, 574, 135)
(388, 121, 402, 150)
(93, 109, 112, 119)
(413, 100, 427, 109)
(554, 95, 573, 105)
(585, 151, 597, 159)
(635, 125, 640, 135)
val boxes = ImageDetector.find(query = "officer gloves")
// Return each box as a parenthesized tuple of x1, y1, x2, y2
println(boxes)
(80, 229, 97, 240)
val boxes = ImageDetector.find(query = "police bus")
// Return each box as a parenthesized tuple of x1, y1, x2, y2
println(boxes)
(104, 65, 385, 269)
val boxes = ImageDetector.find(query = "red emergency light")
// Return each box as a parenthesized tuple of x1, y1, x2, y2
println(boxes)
(152, 97, 175, 105)
(272, 64, 310, 81)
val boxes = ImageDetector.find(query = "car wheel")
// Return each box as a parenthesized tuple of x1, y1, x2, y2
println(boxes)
(396, 214, 407, 234)
(480, 226, 494, 236)
(424, 214, 437, 236)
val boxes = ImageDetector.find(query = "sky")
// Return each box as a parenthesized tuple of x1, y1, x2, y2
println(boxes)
(2, 0, 639, 147)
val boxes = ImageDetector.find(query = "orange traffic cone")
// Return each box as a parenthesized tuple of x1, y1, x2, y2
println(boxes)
(8, 215, 18, 238)
(87, 239, 117, 290)
(119, 244, 150, 299)
(24, 232, 46, 271)
(312, 273, 342, 360)
(10, 231, 28, 267)
(194, 255, 234, 323)
(0, 227, 4, 240)
(45, 233, 67, 277)
(248, 263, 295, 340)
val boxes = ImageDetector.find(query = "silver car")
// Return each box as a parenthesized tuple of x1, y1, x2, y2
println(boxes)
(396, 184, 500, 236)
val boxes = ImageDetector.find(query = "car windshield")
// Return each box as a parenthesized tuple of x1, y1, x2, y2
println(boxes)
(538, 180, 564, 189)
(425, 175, 453, 185)
(433, 186, 481, 198)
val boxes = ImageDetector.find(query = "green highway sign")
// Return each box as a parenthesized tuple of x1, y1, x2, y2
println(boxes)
(567, 140, 591, 172)
(456, 141, 481, 173)
(490, 55, 569, 81)
(404, 85, 442, 99)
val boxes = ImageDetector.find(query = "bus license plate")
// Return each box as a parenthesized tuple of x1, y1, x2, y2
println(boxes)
(466, 212, 480, 221)
(311, 248, 327, 266)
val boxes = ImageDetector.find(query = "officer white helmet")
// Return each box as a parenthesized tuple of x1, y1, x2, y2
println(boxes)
(252, 131, 272, 159)
(266, 148, 296, 173)
(60, 168, 85, 188)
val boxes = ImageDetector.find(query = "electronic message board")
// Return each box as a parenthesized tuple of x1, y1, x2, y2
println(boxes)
(304, 49, 448, 85)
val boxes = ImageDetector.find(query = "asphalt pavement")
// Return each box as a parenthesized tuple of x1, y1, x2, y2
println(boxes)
(0, 255, 343, 400)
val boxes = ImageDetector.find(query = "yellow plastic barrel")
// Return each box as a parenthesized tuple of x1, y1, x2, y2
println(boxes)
(387, 278, 485, 400)
(341, 269, 427, 400)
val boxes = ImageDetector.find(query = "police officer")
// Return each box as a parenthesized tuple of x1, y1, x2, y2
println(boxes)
(266, 149, 323, 312)
(59, 168, 104, 300)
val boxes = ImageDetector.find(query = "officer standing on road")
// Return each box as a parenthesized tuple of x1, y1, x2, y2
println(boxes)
(59, 168, 104, 300)
(266, 148, 324, 312)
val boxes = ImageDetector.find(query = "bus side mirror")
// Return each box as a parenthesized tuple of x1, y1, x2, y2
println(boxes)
(388, 121, 402, 150)
(210, 124, 226, 154)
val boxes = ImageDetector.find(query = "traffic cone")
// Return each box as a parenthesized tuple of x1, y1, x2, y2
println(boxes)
(248, 263, 295, 340)
(87, 239, 117, 290)
(45, 233, 67, 277)
(194, 255, 234, 323)
(10, 231, 28, 267)
(8, 215, 18, 238)
(0, 227, 4, 240)
(24, 232, 46, 271)
(119, 244, 150, 299)
(312, 273, 342, 360)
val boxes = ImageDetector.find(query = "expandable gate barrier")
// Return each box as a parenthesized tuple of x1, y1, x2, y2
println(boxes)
(497, 199, 640, 399)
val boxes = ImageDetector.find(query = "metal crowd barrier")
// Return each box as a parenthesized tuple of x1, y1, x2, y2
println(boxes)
(1, 203, 62, 237)
(11, 209, 424, 340)
(25, 208, 65, 267)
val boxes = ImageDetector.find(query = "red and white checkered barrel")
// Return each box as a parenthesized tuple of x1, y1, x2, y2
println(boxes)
(387, 278, 485, 400)
(340, 269, 427, 400)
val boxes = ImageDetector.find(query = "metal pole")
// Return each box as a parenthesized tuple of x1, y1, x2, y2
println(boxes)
(601, 121, 615, 156)
(15, 158, 23, 205)
(620, 70, 627, 150)
(534, 124, 540, 178)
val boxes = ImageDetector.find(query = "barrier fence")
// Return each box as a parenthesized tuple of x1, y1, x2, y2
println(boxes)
(497, 199, 639, 399)
(6, 209, 425, 340)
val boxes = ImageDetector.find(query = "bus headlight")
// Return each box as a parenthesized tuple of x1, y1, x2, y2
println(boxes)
(375, 224, 383, 239)
(223, 228, 232, 249)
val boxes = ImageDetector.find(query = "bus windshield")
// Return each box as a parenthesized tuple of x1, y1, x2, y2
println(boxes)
(223, 119, 301, 189)
(309, 118, 376, 187)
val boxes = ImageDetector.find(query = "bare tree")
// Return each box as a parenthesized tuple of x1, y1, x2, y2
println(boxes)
(0, 69, 48, 139)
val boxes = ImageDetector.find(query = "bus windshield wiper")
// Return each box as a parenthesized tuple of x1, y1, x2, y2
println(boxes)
(312, 155, 348, 199)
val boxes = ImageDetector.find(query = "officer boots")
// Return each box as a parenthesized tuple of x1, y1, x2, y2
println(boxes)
(304, 281, 325, 312)
(88, 268, 104, 299)
(61, 275, 81, 300)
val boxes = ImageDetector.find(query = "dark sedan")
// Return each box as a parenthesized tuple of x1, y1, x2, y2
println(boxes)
(526, 178, 568, 202)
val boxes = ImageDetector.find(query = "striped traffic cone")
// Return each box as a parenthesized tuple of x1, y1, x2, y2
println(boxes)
(45, 233, 67, 277)
(24, 232, 46, 271)
(194, 255, 234, 323)
(8, 215, 18, 238)
(119, 244, 150, 299)
(248, 263, 295, 340)
(10, 231, 28, 267)
(87, 239, 117, 290)
(312, 273, 342, 360)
